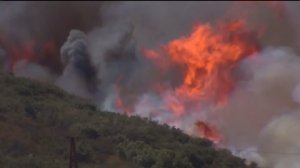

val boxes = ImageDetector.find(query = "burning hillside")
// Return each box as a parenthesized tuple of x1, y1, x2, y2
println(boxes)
(1, 1, 300, 168)
(138, 20, 260, 143)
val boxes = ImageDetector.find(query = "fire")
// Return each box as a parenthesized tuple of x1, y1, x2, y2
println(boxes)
(195, 121, 222, 144)
(141, 20, 259, 142)
(164, 93, 185, 117)
(0, 36, 58, 72)
(115, 97, 131, 114)
(114, 78, 134, 115)
(165, 20, 258, 106)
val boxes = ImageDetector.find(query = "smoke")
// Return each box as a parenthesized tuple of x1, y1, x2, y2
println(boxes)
(0, 1, 102, 73)
(100, 1, 231, 49)
(258, 112, 300, 168)
(225, 2, 299, 51)
(2, 2, 300, 168)
(217, 47, 300, 167)
(97, 2, 300, 166)
(13, 60, 55, 83)
(231, 112, 300, 168)
(88, 22, 136, 87)
(218, 47, 300, 147)
(56, 30, 97, 100)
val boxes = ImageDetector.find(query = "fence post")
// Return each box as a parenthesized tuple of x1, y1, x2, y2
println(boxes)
(68, 136, 78, 168)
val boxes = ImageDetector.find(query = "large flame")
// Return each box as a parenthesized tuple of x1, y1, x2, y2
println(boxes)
(147, 20, 258, 103)
(140, 20, 259, 143)
(166, 20, 258, 105)
(114, 20, 259, 143)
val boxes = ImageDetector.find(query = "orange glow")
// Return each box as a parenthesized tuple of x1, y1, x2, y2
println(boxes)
(166, 20, 258, 105)
(196, 121, 222, 144)
(144, 20, 259, 142)
(114, 79, 133, 115)
(165, 93, 185, 117)
(115, 97, 131, 114)
(143, 49, 159, 60)
(0, 37, 57, 72)
(143, 49, 169, 71)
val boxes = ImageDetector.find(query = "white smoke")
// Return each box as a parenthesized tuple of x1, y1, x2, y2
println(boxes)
(2, 2, 300, 168)
(258, 112, 300, 168)
(216, 47, 300, 167)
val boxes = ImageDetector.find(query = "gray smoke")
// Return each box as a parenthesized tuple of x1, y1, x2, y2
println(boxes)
(0, 1, 102, 73)
(100, 1, 231, 49)
(226, 2, 299, 53)
(2, 2, 300, 168)
(216, 47, 300, 168)
(88, 22, 136, 88)
(96, 3, 300, 167)
(56, 30, 97, 100)
(13, 60, 55, 83)
(55, 22, 138, 103)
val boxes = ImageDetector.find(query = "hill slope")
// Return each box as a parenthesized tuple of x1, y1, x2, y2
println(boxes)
(0, 72, 257, 168)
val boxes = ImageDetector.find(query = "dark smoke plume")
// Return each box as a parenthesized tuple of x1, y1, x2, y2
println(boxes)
(0, 1, 102, 73)
(2, 2, 300, 168)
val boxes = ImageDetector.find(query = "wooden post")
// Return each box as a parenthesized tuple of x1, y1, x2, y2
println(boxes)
(68, 137, 78, 168)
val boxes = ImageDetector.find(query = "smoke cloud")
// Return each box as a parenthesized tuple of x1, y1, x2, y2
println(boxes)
(218, 47, 300, 147)
(13, 60, 55, 83)
(220, 47, 300, 167)
(0, 1, 102, 73)
(258, 112, 300, 168)
(1, 2, 300, 168)
(56, 29, 97, 100)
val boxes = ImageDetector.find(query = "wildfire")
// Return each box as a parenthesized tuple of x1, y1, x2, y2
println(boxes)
(196, 121, 222, 144)
(164, 20, 258, 105)
(0, 17, 260, 144)
(114, 77, 134, 115)
(115, 97, 131, 114)
(0, 36, 58, 72)
(142, 20, 259, 143)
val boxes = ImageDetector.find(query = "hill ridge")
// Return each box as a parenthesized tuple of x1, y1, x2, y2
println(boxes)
(0, 72, 257, 168)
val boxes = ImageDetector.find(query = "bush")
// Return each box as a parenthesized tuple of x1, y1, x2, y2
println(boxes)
(0, 72, 256, 168)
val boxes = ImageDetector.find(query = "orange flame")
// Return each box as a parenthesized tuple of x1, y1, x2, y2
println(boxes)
(165, 20, 258, 106)
(114, 77, 134, 115)
(143, 20, 259, 142)
(115, 97, 131, 114)
(196, 121, 222, 144)
(0, 35, 58, 72)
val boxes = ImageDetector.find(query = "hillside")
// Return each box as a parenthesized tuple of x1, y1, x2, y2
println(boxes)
(0, 72, 257, 168)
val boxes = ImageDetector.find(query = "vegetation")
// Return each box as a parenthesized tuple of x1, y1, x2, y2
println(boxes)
(0, 72, 258, 168)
